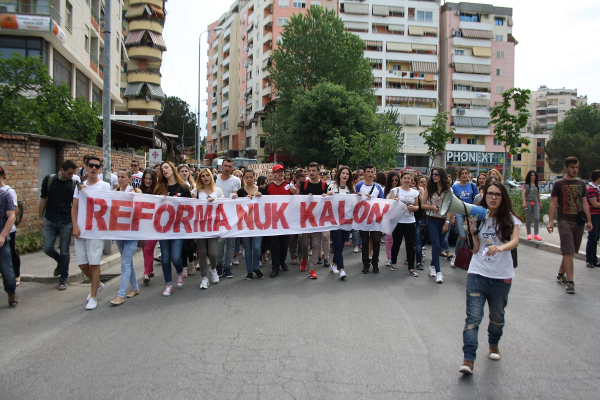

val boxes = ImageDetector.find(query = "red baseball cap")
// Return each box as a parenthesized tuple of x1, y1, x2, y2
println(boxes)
(272, 164, 284, 173)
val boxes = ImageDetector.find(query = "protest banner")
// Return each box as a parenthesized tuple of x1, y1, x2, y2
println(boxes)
(247, 163, 274, 176)
(77, 191, 406, 240)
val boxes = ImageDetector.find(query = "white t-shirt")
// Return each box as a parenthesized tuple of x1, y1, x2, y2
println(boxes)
(392, 187, 419, 224)
(215, 175, 241, 198)
(0, 185, 17, 233)
(356, 181, 384, 198)
(328, 184, 351, 194)
(191, 187, 224, 200)
(468, 215, 522, 279)
(130, 172, 143, 189)
(110, 173, 118, 188)
(74, 180, 112, 199)
(73, 175, 82, 184)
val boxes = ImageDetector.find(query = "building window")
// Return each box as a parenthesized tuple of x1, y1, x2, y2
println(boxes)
(65, 1, 73, 31)
(451, 138, 461, 144)
(537, 153, 545, 160)
(514, 154, 521, 161)
(495, 17, 504, 26)
(246, 136, 252, 146)
(467, 139, 476, 144)
(310, 0, 321, 6)
(92, 83, 102, 104)
(493, 138, 502, 146)
(455, 49, 464, 56)
(257, 31, 260, 40)
(417, 11, 433, 22)
(537, 139, 545, 147)
(278, 0, 289, 7)
(460, 13, 480, 23)
(75, 69, 89, 101)
(495, 35, 504, 42)
(277, 17, 289, 26)
(536, 166, 544, 174)
(293, 1, 306, 8)
(260, 137, 266, 148)
(496, 68, 504, 76)
(559, 99, 566, 105)
(496, 50, 505, 59)
(84, 27, 90, 52)
(53, 49, 72, 89)
(495, 85, 505, 94)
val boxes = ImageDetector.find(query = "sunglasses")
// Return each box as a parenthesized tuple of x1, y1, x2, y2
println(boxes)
(431, 172, 440, 176)
(88, 163, 102, 169)
(319, 172, 327, 175)
(131, 164, 138, 167)
(392, 178, 399, 182)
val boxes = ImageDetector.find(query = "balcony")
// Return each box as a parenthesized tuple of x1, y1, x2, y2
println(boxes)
(223, 55, 230, 67)
(212, 104, 217, 113)
(222, 85, 229, 95)
(263, 14, 273, 29)
(128, 46, 163, 62)
(222, 70, 230, 81)
(127, 70, 161, 85)
(128, 20, 163, 34)
(452, 37, 491, 48)
(1, 1, 61, 24)
(451, 108, 490, 118)
(127, 99, 163, 113)
(224, 27, 231, 39)
(130, 0, 163, 7)
(459, 21, 493, 31)
(222, 99, 229, 109)
(223, 41, 231, 53)
(212, 79, 217, 87)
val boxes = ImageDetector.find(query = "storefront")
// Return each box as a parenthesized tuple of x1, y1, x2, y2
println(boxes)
(445, 151, 510, 174)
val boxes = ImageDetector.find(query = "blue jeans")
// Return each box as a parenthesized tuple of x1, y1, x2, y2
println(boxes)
(159, 239, 184, 285)
(42, 218, 72, 283)
(442, 229, 450, 253)
(463, 274, 511, 361)
(242, 236, 262, 273)
(427, 219, 445, 273)
(587, 214, 600, 264)
(116, 240, 139, 298)
(415, 217, 426, 264)
(217, 237, 234, 268)
(454, 214, 467, 255)
(351, 230, 361, 247)
(331, 229, 350, 270)
(0, 241, 16, 295)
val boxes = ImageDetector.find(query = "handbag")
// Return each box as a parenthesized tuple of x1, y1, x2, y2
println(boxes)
(453, 203, 474, 271)
(569, 184, 587, 226)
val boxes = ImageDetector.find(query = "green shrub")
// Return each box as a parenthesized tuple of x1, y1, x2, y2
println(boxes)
(509, 192, 550, 222)
(15, 232, 43, 254)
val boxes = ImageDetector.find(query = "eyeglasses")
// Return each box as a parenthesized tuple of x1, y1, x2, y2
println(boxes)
(431, 172, 440, 176)
(392, 178, 399, 182)
(131, 164, 138, 167)
(88, 163, 102, 169)
(486, 192, 502, 199)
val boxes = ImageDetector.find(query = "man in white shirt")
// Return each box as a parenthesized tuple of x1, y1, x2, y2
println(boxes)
(355, 165, 385, 274)
(130, 160, 143, 189)
(215, 158, 241, 278)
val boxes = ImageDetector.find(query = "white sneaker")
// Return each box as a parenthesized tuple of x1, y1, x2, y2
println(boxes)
(331, 264, 339, 274)
(200, 277, 209, 290)
(232, 257, 240, 265)
(353, 246, 359, 253)
(385, 258, 391, 266)
(176, 274, 184, 287)
(85, 297, 98, 310)
(450, 259, 456, 268)
(436, 272, 444, 284)
(163, 285, 173, 296)
(210, 268, 220, 283)
(429, 265, 436, 277)
(339, 270, 347, 280)
(87, 282, 105, 301)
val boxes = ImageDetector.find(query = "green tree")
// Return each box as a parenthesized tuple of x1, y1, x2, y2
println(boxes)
(0, 54, 101, 144)
(489, 88, 531, 181)
(546, 134, 600, 180)
(551, 104, 600, 140)
(156, 96, 198, 151)
(511, 167, 523, 182)
(420, 111, 455, 168)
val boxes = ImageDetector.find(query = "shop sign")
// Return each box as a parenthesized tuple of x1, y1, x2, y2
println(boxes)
(446, 151, 495, 163)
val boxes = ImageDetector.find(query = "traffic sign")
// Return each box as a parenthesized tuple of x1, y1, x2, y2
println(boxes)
(149, 149, 162, 164)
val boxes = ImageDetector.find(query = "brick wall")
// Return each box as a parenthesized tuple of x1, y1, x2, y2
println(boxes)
(0, 133, 145, 236)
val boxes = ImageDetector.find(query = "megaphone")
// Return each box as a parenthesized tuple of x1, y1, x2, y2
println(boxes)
(440, 191, 489, 220)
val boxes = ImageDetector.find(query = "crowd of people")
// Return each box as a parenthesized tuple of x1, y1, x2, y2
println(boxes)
(0, 155, 598, 375)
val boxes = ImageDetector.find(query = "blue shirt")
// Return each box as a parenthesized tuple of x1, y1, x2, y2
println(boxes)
(355, 181, 384, 198)
(452, 182, 477, 204)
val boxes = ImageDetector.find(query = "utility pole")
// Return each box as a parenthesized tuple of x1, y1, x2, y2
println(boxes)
(101, 0, 112, 255)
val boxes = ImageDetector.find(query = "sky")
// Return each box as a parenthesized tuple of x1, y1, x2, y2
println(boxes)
(160, 0, 600, 138)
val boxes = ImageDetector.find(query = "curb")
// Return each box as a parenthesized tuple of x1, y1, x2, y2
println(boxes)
(519, 238, 586, 261)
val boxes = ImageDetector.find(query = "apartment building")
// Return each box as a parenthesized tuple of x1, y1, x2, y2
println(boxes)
(206, 0, 339, 162)
(0, 0, 123, 110)
(439, 2, 515, 174)
(512, 86, 587, 180)
(116, 0, 167, 125)
(340, 0, 440, 172)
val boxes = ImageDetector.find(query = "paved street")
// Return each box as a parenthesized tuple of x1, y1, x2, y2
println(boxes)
(1, 243, 600, 399)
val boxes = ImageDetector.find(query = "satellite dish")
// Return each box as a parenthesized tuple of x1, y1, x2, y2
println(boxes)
(145, 95, 152, 102)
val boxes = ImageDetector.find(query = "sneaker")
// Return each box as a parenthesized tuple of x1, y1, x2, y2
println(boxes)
(87, 282, 105, 301)
(533, 234, 543, 241)
(586, 262, 595, 268)
(85, 297, 98, 310)
(57, 282, 67, 291)
(281, 263, 289, 271)
(254, 269, 264, 279)
(436, 272, 444, 284)
(211, 268, 220, 283)
(245, 273, 253, 280)
(300, 259, 308, 272)
(389, 264, 397, 271)
(317, 258, 323, 265)
(163, 285, 173, 296)
(408, 270, 419, 277)
(309, 269, 318, 279)
(566, 282, 575, 294)
(232, 257, 240, 265)
(556, 274, 568, 285)
(154, 255, 162, 263)
(269, 269, 279, 278)
(451, 259, 456, 268)
(200, 277, 209, 289)
(459, 360, 474, 375)
(385, 258, 392, 266)
(323, 259, 329, 268)
(224, 268, 233, 278)
(353, 246, 359, 253)
(416, 263, 424, 271)
(373, 266, 379, 274)
(429, 265, 436, 277)
(423, 246, 427, 251)
(330, 264, 339, 274)
(527, 234, 532, 240)
(216, 264, 223, 277)
(143, 274, 150, 284)
(489, 345, 501, 360)
(176, 274, 184, 287)
(53, 265, 60, 277)
(339, 270, 347, 280)
(362, 267, 370, 274)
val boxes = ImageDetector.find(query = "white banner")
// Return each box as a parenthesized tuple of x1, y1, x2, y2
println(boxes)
(247, 163, 274, 176)
(77, 191, 406, 240)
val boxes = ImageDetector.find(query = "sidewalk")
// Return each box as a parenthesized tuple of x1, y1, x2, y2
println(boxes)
(518, 222, 591, 261)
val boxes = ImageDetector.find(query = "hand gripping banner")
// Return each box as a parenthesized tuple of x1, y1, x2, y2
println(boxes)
(77, 191, 407, 240)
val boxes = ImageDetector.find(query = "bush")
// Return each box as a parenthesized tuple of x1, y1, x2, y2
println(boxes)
(15, 232, 43, 254)
(509, 192, 550, 222)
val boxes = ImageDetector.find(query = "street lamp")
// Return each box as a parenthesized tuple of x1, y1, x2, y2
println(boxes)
(198, 27, 223, 168)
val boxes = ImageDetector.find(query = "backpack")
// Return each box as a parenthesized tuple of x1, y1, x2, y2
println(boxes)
(303, 179, 326, 193)
(15, 200, 24, 226)
(47, 174, 78, 196)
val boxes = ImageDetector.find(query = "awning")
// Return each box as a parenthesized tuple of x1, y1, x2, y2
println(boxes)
(123, 82, 144, 97)
(125, 5, 145, 18)
(461, 29, 493, 40)
(472, 117, 490, 127)
(261, 58, 271, 70)
(368, 58, 383, 64)
(422, 26, 438, 35)
(453, 79, 472, 86)
(344, 3, 369, 15)
(454, 63, 473, 73)
(472, 64, 491, 74)
(149, 4, 164, 17)
(387, 96, 402, 102)
(124, 30, 144, 46)
(373, 77, 382, 83)
(471, 98, 489, 107)
(507, 16, 513, 26)
(372, 5, 388, 16)
(413, 97, 436, 103)
(453, 116, 471, 127)
(471, 81, 491, 90)
(472, 47, 492, 57)
(453, 98, 471, 106)
(424, 74, 435, 82)
(246, 22, 254, 32)
(403, 114, 419, 126)
(420, 115, 435, 126)
(412, 61, 438, 74)
(411, 43, 436, 52)
(389, 6, 405, 14)
(365, 40, 382, 47)
(408, 26, 424, 36)
(146, 83, 165, 99)
(344, 21, 368, 31)
(387, 24, 405, 32)
(148, 31, 167, 51)
(220, 107, 229, 117)
(205, 153, 218, 160)
(245, 87, 253, 96)
(386, 42, 412, 52)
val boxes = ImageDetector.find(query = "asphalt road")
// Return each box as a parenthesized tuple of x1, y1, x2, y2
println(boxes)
(1, 243, 599, 399)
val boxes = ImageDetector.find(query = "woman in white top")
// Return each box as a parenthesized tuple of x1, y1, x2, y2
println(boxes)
(383, 172, 400, 267)
(110, 169, 142, 306)
(389, 172, 420, 275)
(326, 166, 354, 280)
(459, 181, 521, 375)
(192, 168, 223, 290)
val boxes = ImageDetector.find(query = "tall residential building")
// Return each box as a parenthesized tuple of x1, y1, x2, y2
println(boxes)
(0, 0, 123, 110)
(206, 0, 339, 162)
(512, 86, 587, 180)
(440, 2, 516, 174)
(117, 0, 167, 125)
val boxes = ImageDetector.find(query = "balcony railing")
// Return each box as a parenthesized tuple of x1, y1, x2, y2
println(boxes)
(90, 52, 99, 66)
(2, 2, 61, 24)
(91, 7, 99, 25)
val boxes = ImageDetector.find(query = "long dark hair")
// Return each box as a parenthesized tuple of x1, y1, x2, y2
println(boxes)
(427, 167, 450, 195)
(479, 181, 522, 242)
(154, 161, 189, 196)
(334, 166, 355, 193)
(525, 170, 539, 190)
(384, 171, 399, 197)
(140, 169, 157, 194)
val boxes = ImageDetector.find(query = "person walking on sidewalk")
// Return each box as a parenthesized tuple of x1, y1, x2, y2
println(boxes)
(459, 181, 521, 375)
(586, 170, 600, 268)
(355, 165, 384, 274)
(522, 170, 543, 241)
(327, 166, 354, 280)
(71, 156, 112, 310)
(139, 169, 158, 283)
(237, 169, 266, 281)
(110, 170, 142, 306)
(215, 158, 241, 279)
(0, 189, 17, 307)
(39, 160, 78, 290)
(0, 166, 21, 287)
(547, 157, 594, 294)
